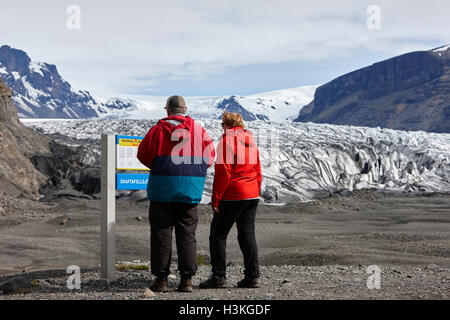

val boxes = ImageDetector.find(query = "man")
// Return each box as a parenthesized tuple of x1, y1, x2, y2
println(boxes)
(137, 95, 215, 292)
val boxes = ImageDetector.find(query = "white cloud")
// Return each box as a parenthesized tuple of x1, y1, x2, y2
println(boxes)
(0, 0, 448, 95)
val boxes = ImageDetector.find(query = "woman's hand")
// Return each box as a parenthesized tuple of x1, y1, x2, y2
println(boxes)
(211, 205, 219, 213)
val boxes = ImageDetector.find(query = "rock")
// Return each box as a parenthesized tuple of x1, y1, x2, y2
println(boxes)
(0, 206, 4, 215)
(426, 264, 439, 270)
(136, 216, 143, 222)
(143, 288, 156, 297)
(281, 279, 290, 284)
(76, 168, 101, 195)
(262, 186, 278, 202)
(30, 154, 67, 182)
(39, 190, 95, 203)
(116, 190, 148, 203)
(30, 140, 101, 200)
(0, 277, 32, 294)
(167, 274, 177, 280)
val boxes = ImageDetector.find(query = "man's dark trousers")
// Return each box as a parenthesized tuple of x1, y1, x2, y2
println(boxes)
(149, 201, 198, 278)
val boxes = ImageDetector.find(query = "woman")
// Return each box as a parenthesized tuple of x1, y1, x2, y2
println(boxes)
(200, 111, 262, 289)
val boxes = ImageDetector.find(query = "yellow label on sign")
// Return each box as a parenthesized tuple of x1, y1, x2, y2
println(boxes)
(118, 138, 142, 147)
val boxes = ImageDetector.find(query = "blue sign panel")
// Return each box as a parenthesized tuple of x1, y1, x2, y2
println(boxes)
(116, 173, 149, 190)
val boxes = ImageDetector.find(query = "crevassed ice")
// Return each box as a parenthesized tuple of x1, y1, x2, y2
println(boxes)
(22, 119, 450, 204)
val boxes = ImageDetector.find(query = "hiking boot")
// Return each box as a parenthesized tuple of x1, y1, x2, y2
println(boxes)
(199, 275, 227, 289)
(177, 278, 193, 292)
(237, 276, 259, 288)
(149, 277, 168, 292)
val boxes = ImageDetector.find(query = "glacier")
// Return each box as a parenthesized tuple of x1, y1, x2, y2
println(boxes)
(22, 119, 450, 203)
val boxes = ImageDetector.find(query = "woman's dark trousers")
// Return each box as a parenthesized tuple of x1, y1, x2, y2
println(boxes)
(209, 199, 259, 279)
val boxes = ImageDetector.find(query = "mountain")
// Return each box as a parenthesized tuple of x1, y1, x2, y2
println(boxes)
(295, 45, 450, 133)
(0, 45, 317, 121)
(217, 96, 269, 121)
(0, 45, 131, 119)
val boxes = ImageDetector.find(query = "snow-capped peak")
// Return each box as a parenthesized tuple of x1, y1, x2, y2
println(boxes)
(96, 85, 318, 123)
(432, 44, 450, 52)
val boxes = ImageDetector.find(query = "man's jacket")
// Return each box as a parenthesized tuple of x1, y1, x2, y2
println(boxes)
(137, 115, 215, 203)
(211, 126, 262, 207)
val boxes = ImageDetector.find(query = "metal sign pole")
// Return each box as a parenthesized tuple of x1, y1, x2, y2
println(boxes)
(101, 134, 116, 281)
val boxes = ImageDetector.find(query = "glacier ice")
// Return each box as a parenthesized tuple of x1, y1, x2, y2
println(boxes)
(22, 119, 450, 204)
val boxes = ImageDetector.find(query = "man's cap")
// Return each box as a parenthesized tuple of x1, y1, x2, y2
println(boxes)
(166, 95, 187, 113)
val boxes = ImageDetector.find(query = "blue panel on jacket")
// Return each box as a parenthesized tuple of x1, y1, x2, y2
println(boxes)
(147, 175, 206, 203)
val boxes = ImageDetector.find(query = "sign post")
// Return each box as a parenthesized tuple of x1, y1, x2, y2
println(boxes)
(101, 134, 149, 281)
(101, 134, 116, 281)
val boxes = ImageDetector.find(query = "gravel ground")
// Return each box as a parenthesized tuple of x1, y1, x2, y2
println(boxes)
(1, 190, 450, 300)
(0, 263, 449, 300)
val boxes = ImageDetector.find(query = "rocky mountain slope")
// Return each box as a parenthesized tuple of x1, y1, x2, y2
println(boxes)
(0, 78, 101, 199)
(296, 45, 450, 133)
(0, 78, 50, 196)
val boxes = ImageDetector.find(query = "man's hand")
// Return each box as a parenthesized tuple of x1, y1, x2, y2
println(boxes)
(211, 205, 219, 213)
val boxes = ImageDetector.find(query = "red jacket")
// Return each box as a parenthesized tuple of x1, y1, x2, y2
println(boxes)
(211, 127, 262, 207)
(137, 115, 215, 203)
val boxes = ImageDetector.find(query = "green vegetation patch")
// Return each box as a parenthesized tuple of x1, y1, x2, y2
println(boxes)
(115, 264, 149, 271)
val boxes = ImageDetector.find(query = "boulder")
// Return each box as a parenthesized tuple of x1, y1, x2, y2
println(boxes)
(77, 167, 101, 195)
(0, 277, 32, 294)
(116, 190, 148, 203)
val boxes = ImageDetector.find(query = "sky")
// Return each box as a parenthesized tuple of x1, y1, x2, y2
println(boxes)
(0, 0, 449, 97)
